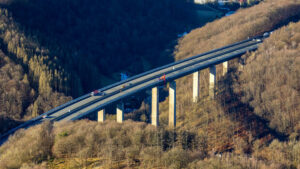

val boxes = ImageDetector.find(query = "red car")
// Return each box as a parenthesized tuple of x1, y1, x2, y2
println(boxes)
(91, 90, 105, 96)
(159, 74, 166, 82)
(91, 90, 99, 96)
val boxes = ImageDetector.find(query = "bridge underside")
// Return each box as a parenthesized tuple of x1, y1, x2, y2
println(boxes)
(96, 59, 232, 127)
(1, 39, 260, 145)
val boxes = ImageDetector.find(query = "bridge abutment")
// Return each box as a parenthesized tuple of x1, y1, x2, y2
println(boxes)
(169, 81, 176, 127)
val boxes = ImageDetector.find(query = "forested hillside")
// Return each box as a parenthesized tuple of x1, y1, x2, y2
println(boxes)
(0, 0, 202, 131)
(0, 0, 299, 168)
(237, 22, 300, 135)
(2, 0, 200, 96)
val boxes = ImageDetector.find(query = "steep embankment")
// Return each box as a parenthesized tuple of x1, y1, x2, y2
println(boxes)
(158, 0, 300, 145)
(236, 21, 300, 135)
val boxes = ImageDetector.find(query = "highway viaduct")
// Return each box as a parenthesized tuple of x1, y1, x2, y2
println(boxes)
(89, 38, 263, 127)
(98, 54, 230, 127)
(0, 35, 268, 144)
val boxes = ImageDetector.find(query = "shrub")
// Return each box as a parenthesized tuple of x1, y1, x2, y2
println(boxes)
(237, 21, 300, 134)
(0, 121, 53, 169)
(161, 147, 190, 169)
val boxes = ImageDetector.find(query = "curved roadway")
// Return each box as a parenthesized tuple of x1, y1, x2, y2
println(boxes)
(0, 37, 264, 144)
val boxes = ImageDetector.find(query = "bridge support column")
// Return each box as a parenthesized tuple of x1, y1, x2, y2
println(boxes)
(151, 87, 159, 126)
(193, 71, 199, 103)
(239, 58, 245, 70)
(169, 81, 176, 127)
(209, 65, 216, 99)
(97, 109, 105, 122)
(223, 61, 228, 76)
(116, 103, 124, 123)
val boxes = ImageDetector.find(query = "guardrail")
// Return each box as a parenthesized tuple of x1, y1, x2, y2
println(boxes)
(54, 40, 259, 121)
(71, 43, 260, 121)
(0, 37, 263, 143)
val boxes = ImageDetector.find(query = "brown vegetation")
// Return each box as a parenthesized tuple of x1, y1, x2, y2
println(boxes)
(155, 0, 300, 168)
(0, 121, 53, 169)
(0, 0, 201, 134)
(1, 0, 300, 168)
(0, 49, 71, 121)
(0, 120, 299, 168)
(0, 8, 72, 118)
(0, 51, 33, 119)
(236, 21, 300, 134)
(158, 0, 300, 142)
(0, 120, 199, 168)
(175, 0, 300, 60)
(162, 0, 300, 111)
(0, 0, 200, 97)
(0, 43, 70, 134)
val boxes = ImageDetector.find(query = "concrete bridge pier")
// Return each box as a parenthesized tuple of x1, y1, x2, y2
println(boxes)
(239, 58, 245, 70)
(169, 81, 176, 127)
(97, 109, 105, 122)
(193, 71, 199, 103)
(116, 102, 124, 123)
(151, 87, 159, 126)
(209, 65, 216, 99)
(223, 61, 228, 76)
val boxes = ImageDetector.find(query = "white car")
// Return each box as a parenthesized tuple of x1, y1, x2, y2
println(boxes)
(253, 38, 262, 42)
(263, 32, 270, 37)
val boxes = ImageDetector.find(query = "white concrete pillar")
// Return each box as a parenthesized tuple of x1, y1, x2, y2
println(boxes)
(193, 71, 199, 103)
(223, 61, 228, 76)
(151, 87, 159, 126)
(169, 81, 176, 127)
(97, 109, 105, 122)
(116, 103, 124, 123)
(209, 65, 216, 99)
